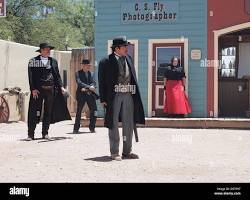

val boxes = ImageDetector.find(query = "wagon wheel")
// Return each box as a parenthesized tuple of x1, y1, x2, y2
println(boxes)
(0, 96, 10, 123)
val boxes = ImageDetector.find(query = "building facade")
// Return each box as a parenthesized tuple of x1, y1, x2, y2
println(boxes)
(208, 0, 250, 118)
(95, 0, 250, 118)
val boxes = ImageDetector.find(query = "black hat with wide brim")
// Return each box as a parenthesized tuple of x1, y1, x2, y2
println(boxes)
(111, 36, 131, 48)
(81, 59, 92, 65)
(36, 43, 55, 52)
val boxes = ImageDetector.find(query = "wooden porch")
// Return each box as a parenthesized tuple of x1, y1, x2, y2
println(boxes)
(80, 117, 250, 129)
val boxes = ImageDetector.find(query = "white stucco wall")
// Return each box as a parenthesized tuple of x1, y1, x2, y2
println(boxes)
(0, 40, 71, 122)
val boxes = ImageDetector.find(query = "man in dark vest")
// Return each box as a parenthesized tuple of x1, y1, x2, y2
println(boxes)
(27, 43, 71, 141)
(73, 59, 97, 134)
(98, 36, 145, 161)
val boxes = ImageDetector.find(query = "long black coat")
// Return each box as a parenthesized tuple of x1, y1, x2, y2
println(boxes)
(98, 53, 145, 129)
(28, 55, 71, 124)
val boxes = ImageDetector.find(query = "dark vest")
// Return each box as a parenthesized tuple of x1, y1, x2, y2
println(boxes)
(117, 57, 131, 85)
(40, 67, 54, 86)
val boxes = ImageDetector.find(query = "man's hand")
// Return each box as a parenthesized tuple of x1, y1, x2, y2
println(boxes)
(32, 90, 40, 100)
(81, 88, 87, 92)
(89, 86, 96, 92)
(61, 87, 67, 94)
(101, 102, 107, 108)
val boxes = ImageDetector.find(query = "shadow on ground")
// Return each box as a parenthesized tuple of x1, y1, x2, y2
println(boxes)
(84, 156, 112, 162)
(37, 137, 73, 143)
(20, 137, 73, 143)
(66, 131, 92, 135)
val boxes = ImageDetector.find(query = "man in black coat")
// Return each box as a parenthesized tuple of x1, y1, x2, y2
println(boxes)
(73, 59, 97, 134)
(27, 43, 71, 141)
(98, 36, 145, 161)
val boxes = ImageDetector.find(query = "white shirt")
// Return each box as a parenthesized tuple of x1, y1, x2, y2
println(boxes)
(40, 56, 49, 66)
(114, 53, 129, 78)
(40, 56, 52, 69)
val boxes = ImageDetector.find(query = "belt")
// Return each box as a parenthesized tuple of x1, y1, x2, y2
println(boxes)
(41, 86, 54, 89)
(117, 91, 132, 94)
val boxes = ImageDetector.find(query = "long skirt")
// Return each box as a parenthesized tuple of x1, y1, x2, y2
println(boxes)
(164, 80, 192, 115)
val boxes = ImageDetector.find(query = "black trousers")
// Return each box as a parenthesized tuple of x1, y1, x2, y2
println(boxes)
(74, 94, 97, 131)
(28, 87, 54, 137)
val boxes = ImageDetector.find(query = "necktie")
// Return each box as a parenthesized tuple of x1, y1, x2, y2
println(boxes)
(118, 56, 126, 76)
(85, 72, 89, 83)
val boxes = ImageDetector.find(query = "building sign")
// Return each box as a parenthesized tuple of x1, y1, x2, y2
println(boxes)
(191, 49, 202, 60)
(245, 0, 250, 15)
(0, 0, 6, 17)
(121, 1, 179, 24)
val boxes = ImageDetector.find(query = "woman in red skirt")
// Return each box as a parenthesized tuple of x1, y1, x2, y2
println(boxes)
(163, 56, 192, 118)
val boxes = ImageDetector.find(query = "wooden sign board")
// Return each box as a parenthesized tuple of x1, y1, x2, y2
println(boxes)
(0, 0, 6, 17)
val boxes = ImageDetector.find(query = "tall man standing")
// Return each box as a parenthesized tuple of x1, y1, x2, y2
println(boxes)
(27, 43, 71, 140)
(98, 36, 145, 161)
(73, 59, 97, 134)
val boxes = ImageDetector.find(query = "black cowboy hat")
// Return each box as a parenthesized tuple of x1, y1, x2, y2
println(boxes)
(81, 59, 92, 65)
(36, 43, 55, 52)
(111, 36, 131, 48)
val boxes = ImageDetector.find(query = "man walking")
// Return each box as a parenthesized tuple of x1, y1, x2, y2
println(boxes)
(98, 36, 145, 161)
(27, 43, 71, 140)
(73, 59, 98, 134)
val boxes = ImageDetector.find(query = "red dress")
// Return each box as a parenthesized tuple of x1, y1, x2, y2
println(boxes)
(163, 65, 192, 115)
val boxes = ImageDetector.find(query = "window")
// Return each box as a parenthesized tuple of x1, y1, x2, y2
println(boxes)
(219, 47, 237, 78)
(156, 47, 182, 82)
(245, 0, 250, 15)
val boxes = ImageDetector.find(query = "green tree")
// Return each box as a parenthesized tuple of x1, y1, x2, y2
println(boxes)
(0, 0, 94, 50)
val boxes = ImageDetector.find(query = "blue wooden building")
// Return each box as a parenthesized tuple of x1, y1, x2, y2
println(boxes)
(95, 0, 208, 118)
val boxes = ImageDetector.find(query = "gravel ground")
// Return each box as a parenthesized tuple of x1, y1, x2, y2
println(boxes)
(0, 121, 250, 183)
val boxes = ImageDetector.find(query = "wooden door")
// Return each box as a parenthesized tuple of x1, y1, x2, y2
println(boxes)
(152, 43, 184, 117)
